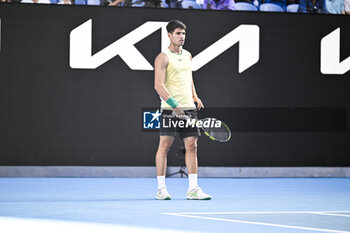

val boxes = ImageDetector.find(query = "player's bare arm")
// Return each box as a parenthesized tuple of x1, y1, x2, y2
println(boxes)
(154, 53, 171, 100)
(188, 52, 204, 110)
(192, 79, 204, 110)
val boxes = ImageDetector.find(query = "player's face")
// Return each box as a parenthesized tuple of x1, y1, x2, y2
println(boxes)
(169, 28, 186, 46)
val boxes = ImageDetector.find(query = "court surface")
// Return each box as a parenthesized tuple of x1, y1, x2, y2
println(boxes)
(0, 178, 349, 233)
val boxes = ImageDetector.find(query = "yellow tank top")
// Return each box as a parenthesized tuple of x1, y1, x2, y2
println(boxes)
(161, 48, 196, 110)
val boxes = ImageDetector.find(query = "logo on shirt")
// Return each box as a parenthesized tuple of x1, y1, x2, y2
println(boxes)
(178, 59, 183, 61)
(143, 109, 161, 129)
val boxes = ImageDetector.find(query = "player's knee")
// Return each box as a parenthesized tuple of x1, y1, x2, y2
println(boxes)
(185, 141, 197, 153)
(159, 139, 173, 153)
(159, 144, 171, 153)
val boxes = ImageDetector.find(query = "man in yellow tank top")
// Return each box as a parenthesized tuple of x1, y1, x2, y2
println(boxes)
(154, 20, 211, 200)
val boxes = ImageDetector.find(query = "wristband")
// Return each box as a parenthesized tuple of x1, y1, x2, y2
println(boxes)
(166, 97, 179, 109)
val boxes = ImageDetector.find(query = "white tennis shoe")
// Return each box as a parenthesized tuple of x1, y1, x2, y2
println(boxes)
(186, 186, 212, 200)
(156, 187, 171, 200)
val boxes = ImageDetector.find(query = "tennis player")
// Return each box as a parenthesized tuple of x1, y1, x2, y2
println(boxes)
(154, 20, 211, 200)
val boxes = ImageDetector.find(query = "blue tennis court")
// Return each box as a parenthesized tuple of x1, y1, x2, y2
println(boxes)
(1, 178, 349, 233)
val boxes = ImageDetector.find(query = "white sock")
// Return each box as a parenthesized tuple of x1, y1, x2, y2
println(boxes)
(188, 174, 198, 190)
(157, 176, 166, 189)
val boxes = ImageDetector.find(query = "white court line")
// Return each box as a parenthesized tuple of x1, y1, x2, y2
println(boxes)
(314, 212, 350, 218)
(0, 217, 200, 233)
(162, 211, 350, 233)
(163, 211, 350, 215)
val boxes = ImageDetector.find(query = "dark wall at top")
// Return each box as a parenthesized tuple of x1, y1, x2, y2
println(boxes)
(0, 4, 349, 166)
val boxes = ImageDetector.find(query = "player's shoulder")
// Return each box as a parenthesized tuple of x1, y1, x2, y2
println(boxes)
(182, 49, 192, 60)
(155, 52, 169, 66)
(156, 51, 169, 60)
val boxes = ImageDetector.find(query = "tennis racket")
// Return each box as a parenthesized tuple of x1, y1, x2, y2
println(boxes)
(185, 117, 231, 142)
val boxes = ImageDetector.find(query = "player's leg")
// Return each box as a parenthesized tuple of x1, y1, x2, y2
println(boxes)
(156, 135, 174, 176)
(183, 136, 198, 175)
(155, 135, 174, 200)
(183, 136, 211, 200)
(181, 110, 200, 175)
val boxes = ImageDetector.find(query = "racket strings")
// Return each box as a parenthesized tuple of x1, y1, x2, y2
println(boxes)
(204, 125, 230, 141)
(201, 118, 231, 142)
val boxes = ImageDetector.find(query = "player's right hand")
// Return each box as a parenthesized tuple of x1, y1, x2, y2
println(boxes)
(173, 107, 186, 119)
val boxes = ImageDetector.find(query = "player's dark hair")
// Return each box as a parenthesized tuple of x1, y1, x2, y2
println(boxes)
(166, 20, 186, 33)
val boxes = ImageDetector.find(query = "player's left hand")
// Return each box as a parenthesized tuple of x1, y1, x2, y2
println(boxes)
(193, 96, 204, 110)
